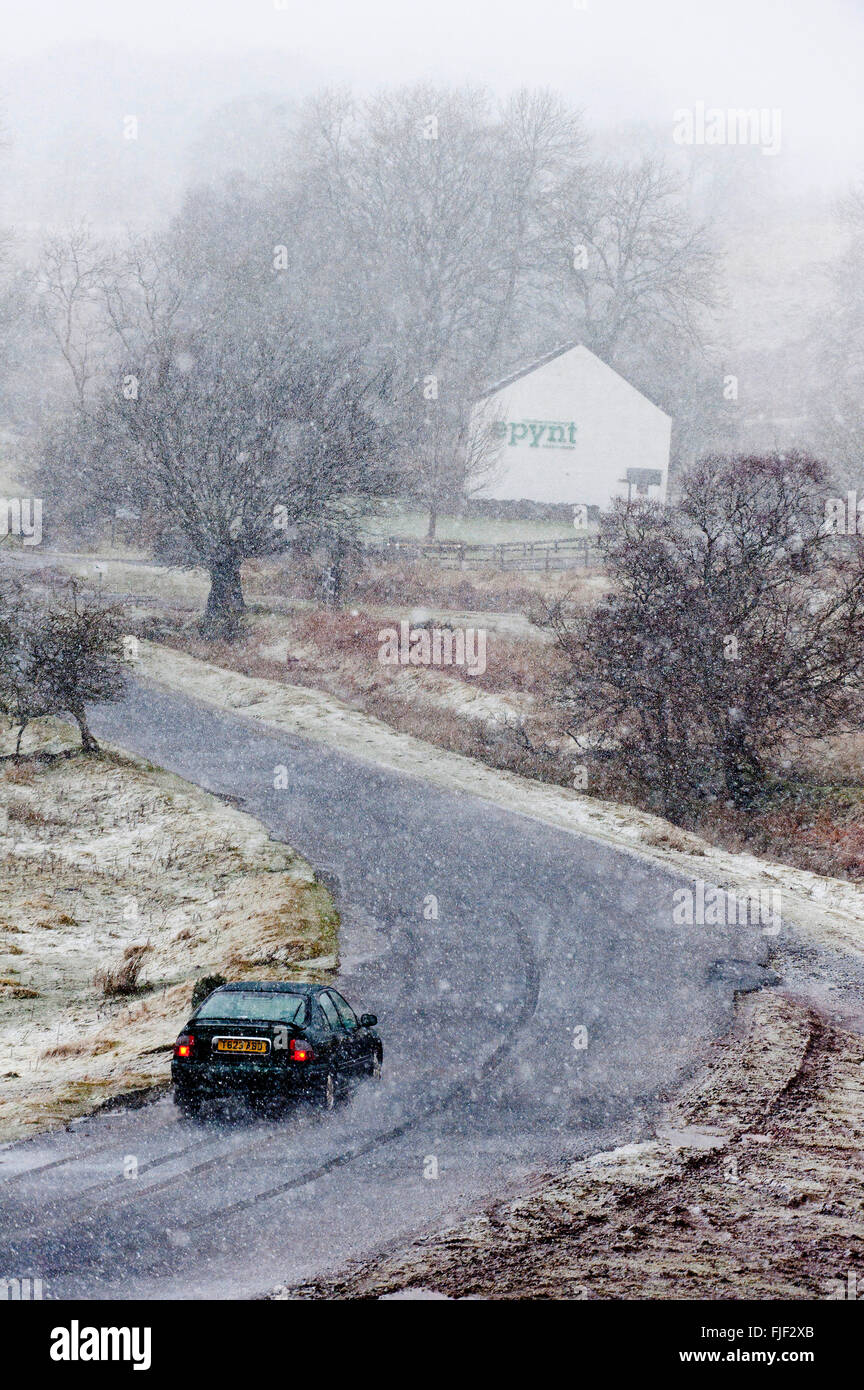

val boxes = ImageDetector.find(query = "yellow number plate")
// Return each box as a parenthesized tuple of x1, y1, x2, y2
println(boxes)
(214, 1037, 269, 1055)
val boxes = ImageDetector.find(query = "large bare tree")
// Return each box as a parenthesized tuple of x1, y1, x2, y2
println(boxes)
(42, 322, 387, 632)
(294, 84, 585, 535)
(36, 225, 118, 408)
(538, 155, 718, 362)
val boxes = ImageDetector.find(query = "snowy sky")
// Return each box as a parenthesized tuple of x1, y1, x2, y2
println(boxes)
(2, 0, 862, 193)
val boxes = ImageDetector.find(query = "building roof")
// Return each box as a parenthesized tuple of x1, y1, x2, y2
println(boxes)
(476, 341, 671, 419)
(477, 341, 580, 400)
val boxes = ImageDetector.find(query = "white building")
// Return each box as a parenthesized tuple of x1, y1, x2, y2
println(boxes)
(471, 343, 671, 510)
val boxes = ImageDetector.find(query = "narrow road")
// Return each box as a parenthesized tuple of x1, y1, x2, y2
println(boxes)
(0, 679, 767, 1299)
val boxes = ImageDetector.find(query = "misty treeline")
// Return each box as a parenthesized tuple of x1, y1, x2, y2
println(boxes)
(811, 182, 864, 478)
(549, 453, 864, 820)
(0, 578, 125, 754)
(0, 84, 734, 627)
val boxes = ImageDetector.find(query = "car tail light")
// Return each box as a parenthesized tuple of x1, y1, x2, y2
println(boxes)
(173, 1033, 195, 1059)
(289, 1037, 313, 1062)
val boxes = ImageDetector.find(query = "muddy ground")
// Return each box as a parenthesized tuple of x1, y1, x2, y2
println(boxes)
(276, 990, 864, 1300)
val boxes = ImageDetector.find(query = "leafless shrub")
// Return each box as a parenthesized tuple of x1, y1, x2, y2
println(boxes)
(6, 802, 50, 827)
(548, 454, 864, 820)
(94, 942, 151, 997)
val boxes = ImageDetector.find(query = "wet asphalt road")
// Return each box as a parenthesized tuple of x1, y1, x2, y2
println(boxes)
(0, 679, 767, 1298)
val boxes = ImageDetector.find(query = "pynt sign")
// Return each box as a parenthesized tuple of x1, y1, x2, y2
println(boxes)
(493, 420, 577, 450)
(625, 468, 663, 497)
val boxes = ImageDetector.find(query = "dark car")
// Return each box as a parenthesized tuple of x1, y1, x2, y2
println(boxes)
(171, 981, 382, 1117)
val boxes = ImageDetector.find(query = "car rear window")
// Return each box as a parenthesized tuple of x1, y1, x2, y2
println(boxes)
(196, 991, 307, 1025)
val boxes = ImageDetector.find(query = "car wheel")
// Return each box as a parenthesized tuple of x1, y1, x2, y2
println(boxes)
(174, 1089, 201, 1118)
(369, 1050, 383, 1081)
(319, 1070, 337, 1111)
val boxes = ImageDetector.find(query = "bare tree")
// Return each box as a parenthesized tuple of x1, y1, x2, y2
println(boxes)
(295, 84, 585, 535)
(411, 378, 504, 538)
(0, 577, 46, 756)
(0, 578, 126, 754)
(538, 155, 718, 362)
(486, 88, 587, 360)
(44, 325, 388, 633)
(36, 225, 118, 408)
(30, 584, 126, 751)
(549, 454, 864, 819)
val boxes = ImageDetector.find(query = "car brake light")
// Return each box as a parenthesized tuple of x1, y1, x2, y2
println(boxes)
(174, 1034, 195, 1058)
(289, 1037, 313, 1062)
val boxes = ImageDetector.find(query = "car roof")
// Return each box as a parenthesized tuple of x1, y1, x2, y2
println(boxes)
(214, 982, 320, 994)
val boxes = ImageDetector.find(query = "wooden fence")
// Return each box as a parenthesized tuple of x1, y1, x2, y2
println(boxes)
(360, 534, 601, 572)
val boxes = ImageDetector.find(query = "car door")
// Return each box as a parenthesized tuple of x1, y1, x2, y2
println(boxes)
(328, 991, 368, 1074)
(315, 991, 345, 1074)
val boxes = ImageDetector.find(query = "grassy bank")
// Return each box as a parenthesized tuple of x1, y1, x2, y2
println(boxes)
(0, 718, 338, 1143)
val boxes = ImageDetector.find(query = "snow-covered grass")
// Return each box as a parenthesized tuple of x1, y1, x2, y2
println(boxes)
(324, 556, 605, 615)
(0, 718, 338, 1142)
(46, 553, 209, 605)
(20, 549, 601, 629)
(136, 640, 864, 961)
